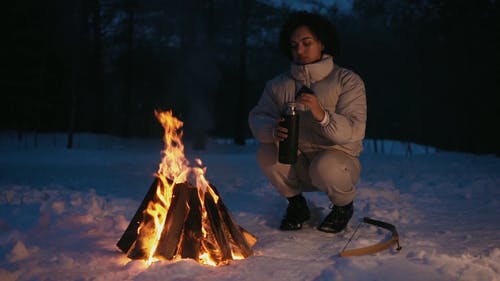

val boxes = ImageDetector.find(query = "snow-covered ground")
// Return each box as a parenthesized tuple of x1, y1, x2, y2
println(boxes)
(0, 132, 499, 281)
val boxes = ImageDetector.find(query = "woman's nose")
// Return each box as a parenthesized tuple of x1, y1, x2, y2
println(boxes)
(296, 44, 304, 55)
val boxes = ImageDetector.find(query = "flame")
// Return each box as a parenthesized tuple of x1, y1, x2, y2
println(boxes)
(138, 110, 220, 266)
(143, 176, 175, 265)
(155, 110, 189, 184)
(199, 253, 218, 267)
(127, 110, 255, 267)
(231, 252, 245, 260)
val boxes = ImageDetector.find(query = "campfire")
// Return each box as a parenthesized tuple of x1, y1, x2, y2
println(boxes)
(117, 110, 256, 266)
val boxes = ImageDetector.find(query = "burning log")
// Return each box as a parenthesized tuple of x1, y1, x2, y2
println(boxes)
(117, 177, 256, 265)
(116, 110, 256, 266)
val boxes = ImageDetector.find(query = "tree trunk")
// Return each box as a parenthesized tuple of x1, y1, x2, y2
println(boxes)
(67, 0, 88, 149)
(123, 0, 136, 137)
(234, 0, 252, 145)
(91, 0, 105, 133)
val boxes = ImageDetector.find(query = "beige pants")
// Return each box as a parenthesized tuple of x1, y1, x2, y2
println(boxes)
(256, 143, 360, 206)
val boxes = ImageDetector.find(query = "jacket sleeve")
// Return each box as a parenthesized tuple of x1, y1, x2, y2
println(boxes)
(320, 71, 367, 145)
(248, 81, 282, 143)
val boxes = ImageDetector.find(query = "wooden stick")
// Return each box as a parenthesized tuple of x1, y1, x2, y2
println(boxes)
(156, 183, 190, 259)
(116, 177, 160, 253)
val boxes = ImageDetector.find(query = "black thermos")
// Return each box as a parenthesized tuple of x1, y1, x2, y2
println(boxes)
(278, 102, 299, 164)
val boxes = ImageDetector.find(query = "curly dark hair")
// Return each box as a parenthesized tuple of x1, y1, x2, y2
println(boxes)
(279, 11, 340, 60)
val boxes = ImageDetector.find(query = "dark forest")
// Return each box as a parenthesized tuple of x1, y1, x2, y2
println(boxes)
(2, 0, 499, 154)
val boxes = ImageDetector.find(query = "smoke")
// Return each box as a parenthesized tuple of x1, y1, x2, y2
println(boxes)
(165, 46, 221, 150)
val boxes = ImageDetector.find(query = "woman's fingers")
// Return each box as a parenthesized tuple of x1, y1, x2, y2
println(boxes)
(274, 125, 288, 141)
(297, 93, 319, 109)
(297, 94, 324, 120)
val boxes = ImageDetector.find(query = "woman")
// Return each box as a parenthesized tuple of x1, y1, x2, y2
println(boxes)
(248, 11, 366, 233)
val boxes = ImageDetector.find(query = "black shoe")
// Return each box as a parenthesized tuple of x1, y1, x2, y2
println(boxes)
(318, 202, 353, 233)
(279, 194, 311, 231)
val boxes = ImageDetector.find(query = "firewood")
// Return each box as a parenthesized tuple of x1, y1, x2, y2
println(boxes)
(116, 178, 159, 253)
(117, 177, 257, 265)
(156, 183, 190, 259)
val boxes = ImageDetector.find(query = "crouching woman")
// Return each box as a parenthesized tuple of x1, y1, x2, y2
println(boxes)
(248, 11, 367, 233)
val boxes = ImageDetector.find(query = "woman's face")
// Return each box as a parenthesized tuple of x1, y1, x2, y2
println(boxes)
(290, 25, 324, 65)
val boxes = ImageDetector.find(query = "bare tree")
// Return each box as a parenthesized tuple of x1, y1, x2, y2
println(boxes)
(67, 0, 90, 149)
(122, 0, 136, 137)
(90, 0, 106, 132)
(234, 0, 253, 145)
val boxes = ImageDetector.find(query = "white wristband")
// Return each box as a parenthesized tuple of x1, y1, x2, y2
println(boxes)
(319, 110, 329, 127)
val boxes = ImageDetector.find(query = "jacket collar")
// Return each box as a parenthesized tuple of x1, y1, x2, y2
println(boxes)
(290, 54, 334, 87)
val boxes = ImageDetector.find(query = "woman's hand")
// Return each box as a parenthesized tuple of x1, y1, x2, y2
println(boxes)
(273, 118, 288, 142)
(297, 93, 325, 121)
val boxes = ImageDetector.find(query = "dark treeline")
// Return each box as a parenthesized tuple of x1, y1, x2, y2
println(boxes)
(2, 0, 499, 154)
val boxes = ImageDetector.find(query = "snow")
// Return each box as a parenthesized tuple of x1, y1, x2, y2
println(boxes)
(1, 132, 499, 281)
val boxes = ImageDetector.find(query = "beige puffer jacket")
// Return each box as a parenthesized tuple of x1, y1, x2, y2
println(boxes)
(248, 55, 366, 157)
